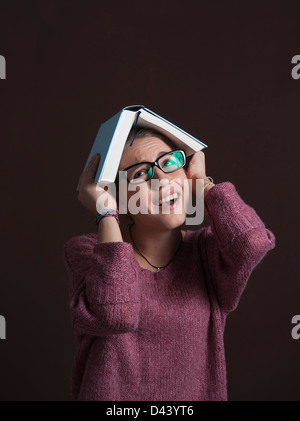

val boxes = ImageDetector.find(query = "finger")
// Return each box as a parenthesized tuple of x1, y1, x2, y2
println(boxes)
(191, 151, 205, 165)
(77, 166, 87, 188)
(77, 154, 97, 189)
(86, 153, 100, 178)
(86, 153, 100, 172)
(82, 154, 100, 185)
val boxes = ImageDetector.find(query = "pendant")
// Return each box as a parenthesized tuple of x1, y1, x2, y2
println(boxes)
(157, 267, 160, 272)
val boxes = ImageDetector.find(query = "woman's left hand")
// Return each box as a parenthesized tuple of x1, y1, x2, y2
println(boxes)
(185, 151, 210, 195)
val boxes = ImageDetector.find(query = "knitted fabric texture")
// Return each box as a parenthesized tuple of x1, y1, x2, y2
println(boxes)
(63, 182, 275, 401)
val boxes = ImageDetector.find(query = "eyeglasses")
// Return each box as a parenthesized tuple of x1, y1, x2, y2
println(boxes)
(118, 150, 186, 185)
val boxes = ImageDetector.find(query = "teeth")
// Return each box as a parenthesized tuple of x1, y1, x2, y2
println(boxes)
(158, 192, 178, 205)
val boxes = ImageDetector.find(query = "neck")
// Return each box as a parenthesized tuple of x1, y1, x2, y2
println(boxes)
(126, 223, 184, 269)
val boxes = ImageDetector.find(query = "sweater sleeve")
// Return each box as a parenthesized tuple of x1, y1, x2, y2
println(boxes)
(199, 182, 276, 314)
(63, 234, 141, 336)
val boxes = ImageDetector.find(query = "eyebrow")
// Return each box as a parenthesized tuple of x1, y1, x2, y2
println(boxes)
(120, 150, 173, 172)
(157, 151, 171, 156)
(138, 151, 172, 164)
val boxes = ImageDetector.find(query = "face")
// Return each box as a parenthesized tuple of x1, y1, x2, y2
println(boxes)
(117, 136, 190, 231)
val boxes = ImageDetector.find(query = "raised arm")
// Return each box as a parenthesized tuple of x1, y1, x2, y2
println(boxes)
(64, 152, 141, 336)
(198, 182, 275, 314)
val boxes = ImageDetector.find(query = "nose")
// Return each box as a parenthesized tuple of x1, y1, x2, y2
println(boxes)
(152, 163, 171, 179)
(151, 164, 172, 190)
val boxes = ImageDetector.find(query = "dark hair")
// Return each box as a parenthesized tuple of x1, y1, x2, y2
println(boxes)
(125, 127, 177, 150)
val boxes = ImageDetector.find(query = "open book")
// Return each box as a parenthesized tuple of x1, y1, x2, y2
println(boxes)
(77, 105, 208, 189)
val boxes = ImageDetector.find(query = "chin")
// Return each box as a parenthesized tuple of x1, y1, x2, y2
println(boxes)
(148, 198, 187, 228)
(133, 212, 185, 231)
(154, 213, 186, 230)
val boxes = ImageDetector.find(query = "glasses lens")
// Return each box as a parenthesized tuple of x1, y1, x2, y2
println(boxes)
(127, 164, 153, 184)
(158, 151, 184, 173)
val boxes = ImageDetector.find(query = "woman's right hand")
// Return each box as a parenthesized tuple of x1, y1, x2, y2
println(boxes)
(77, 153, 118, 216)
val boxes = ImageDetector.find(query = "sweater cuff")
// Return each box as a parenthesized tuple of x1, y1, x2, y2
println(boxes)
(204, 182, 266, 247)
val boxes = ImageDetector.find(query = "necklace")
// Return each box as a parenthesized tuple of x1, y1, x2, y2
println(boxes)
(129, 223, 183, 272)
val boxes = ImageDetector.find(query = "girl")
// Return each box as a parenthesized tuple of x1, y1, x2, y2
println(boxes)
(63, 127, 275, 401)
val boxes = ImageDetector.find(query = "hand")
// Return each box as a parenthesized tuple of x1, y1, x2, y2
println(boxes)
(185, 151, 211, 195)
(77, 153, 118, 216)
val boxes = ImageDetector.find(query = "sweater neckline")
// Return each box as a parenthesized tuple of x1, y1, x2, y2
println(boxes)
(129, 229, 194, 278)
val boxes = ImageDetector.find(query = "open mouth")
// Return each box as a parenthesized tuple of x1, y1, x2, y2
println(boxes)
(158, 192, 180, 207)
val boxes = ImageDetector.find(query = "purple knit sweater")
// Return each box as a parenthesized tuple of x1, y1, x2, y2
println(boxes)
(63, 182, 275, 401)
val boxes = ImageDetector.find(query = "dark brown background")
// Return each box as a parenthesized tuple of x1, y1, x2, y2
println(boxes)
(0, 0, 299, 401)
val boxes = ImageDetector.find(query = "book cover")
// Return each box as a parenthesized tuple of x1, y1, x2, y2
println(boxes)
(77, 105, 208, 189)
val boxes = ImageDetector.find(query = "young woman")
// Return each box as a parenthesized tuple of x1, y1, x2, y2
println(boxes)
(63, 127, 275, 401)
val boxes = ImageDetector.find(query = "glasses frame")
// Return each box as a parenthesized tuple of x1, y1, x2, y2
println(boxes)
(116, 149, 187, 185)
